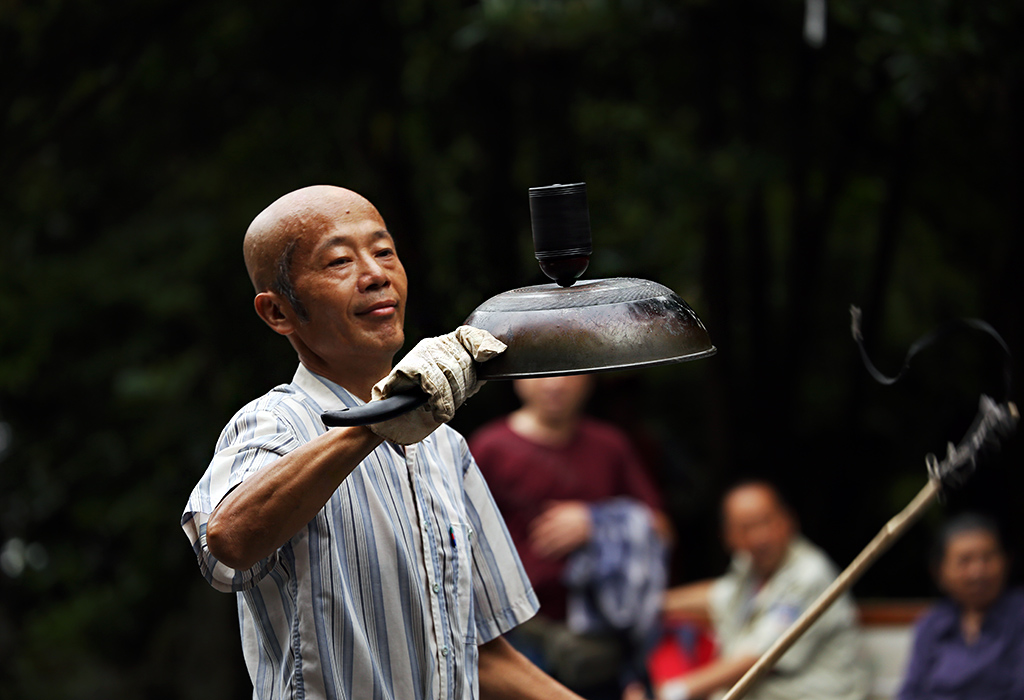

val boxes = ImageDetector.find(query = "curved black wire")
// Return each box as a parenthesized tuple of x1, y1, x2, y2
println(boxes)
(849, 305, 1017, 490)
(849, 305, 1013, 401)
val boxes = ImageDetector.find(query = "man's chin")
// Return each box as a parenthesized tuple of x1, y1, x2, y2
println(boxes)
(341, 327, 404, 362)
(385, 327, 405, 354)
(752, 556, 784, 578)
(963, 586, 1000, 607)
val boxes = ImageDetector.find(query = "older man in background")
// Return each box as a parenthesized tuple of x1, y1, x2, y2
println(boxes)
(645, 480, 870, 700)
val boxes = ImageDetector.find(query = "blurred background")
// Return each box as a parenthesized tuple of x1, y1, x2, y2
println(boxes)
(1, 1, 1022, 697)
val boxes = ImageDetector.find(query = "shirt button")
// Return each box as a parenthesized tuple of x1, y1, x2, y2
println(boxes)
(441, 646, 449, 657)
(432, 583, 440, 593)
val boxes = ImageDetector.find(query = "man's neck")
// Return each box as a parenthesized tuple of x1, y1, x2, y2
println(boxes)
(960, 608, 986, 645)
(508, 407, 579, 448)
(750, 539, 795, 584)
(299, 357, 391, 402)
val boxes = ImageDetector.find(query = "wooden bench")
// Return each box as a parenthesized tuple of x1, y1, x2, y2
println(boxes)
(857, 599, 932, 700)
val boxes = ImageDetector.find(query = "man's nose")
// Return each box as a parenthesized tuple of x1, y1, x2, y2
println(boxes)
(965, 560, 987, 579)
(357, 256, 389, 292)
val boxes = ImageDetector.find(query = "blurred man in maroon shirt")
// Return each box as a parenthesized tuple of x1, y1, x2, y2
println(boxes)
(471, 375, 673, 699)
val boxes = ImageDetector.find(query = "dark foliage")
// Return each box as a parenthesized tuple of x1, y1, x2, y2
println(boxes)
(1, 1, 1022, 697)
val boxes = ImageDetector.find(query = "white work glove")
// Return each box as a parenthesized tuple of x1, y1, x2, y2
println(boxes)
(368, 325, 506, 445)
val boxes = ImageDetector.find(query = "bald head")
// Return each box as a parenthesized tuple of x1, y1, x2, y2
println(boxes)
(243, 185, 408, 392)
(243, 185, 384, 293)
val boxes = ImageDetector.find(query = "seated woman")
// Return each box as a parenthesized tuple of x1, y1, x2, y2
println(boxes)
(899, 513, 1024, 700)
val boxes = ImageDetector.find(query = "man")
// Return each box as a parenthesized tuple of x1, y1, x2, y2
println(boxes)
(470, 375, 673, 698)
(181, 185, 585, 700)
(645, 480, 870, 700)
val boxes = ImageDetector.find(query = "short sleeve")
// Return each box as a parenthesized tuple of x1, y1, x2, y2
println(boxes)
(181, 406, 302, 593)
(460, 450, 539, 642)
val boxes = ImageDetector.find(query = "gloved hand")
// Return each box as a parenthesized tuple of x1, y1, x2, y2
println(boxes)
(368, 325, 506, 444)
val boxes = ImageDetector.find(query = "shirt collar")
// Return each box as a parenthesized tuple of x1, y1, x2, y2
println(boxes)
(730, 535, 808, 586)
(292, 363, 364, 412)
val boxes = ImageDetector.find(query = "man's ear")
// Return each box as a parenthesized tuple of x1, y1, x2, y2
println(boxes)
(254, 291, 296, 336)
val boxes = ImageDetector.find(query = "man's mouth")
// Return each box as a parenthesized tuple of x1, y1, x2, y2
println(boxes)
(356, 300, 398, 317)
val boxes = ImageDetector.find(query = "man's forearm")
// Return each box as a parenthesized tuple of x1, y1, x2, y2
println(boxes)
(658, 655, 758, 700)
(652, 509, 676, 546)
(206, 426, 384, 569)
(662, 579, 715, 617)
(478, 636, 584, 700)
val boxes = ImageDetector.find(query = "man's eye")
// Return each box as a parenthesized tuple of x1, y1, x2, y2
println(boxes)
(376, 248, 394, 258)
(329, 257, 351, 266)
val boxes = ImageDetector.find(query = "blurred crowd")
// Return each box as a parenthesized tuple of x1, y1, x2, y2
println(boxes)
(470, 376, 1024, 700)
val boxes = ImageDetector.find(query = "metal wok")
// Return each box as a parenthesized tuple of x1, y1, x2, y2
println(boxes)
(322, 184, 715, 427)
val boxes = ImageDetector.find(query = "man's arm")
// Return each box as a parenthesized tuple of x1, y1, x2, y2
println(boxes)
(654, 655, 759, 700)
(662, 579, 715, 618)
(206, 425, 383, 570)
(529, 501, 675, 560)
(895, 617, 934, 700)
(478, 636, 584, 700)
(528, 501, 592, 560)
(652, 509, 676, 547)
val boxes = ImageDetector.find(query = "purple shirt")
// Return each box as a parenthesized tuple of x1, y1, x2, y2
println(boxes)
(899, 588, 1024, 700)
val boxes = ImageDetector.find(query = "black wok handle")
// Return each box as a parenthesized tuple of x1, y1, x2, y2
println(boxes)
(321, 390, 429, 427)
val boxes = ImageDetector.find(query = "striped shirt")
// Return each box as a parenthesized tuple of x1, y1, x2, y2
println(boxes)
(181, 364, 539, 700)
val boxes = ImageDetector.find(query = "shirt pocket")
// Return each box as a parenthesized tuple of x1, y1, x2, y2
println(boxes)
(448, 521, 477, 644)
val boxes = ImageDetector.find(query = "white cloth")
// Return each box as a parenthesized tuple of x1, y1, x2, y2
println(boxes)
(181, 364, 538, 700)
(660, 679, 692, 700)
(370, 326, 506, 444)
(708, 536, 872, 700)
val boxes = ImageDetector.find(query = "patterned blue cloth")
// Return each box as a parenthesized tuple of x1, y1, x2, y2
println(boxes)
(182, 364, 538, 700)
(563, 498, 667, 646)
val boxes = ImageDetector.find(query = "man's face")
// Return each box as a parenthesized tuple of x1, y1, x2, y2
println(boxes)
(938, 529, 1007, 612)
(723, 485, 795, 580)
(286, 203, 408, 369)
(513, 375, 594, 423)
